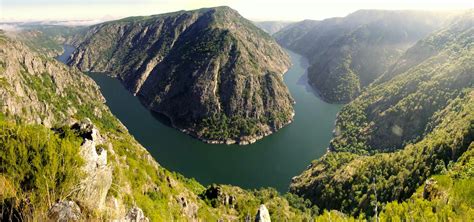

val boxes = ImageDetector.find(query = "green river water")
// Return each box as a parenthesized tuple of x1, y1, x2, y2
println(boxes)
(58, 46, 342, 192)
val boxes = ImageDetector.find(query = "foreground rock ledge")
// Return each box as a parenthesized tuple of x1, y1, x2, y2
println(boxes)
(255, 204, 271, 222)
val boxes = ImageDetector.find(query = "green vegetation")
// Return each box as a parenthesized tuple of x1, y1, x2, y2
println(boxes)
(199, 185, 316, 220)
(0, 29, 311, 221)
(293, 90, 473, 219)
(310, 55, 361, 102)
(380, 143, 474, 221)
(197, 108, 292, 141)
(199, 113, 259, 140)
(1, 8, 473, 222)
(20, 71, 56, 101)
(14, 64, 118, 131)
(0, 113, 314, 220)
(290, 11, 474, 220)
(199, 113, 261, 140)
(331, 12, 473, 154)
(0, 119, 84, 219)
(0, 60, 6, 74)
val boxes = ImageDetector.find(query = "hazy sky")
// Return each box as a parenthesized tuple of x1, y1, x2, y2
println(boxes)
(1, 0, 472, 22)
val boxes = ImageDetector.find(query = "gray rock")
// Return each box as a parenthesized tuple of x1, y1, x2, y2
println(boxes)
(74, 119, 113, 210)
(255, 204, 271, 222)
(177, 195, 199, 219)
(123, 206, 149, 222)
(48, 201, 81, 222)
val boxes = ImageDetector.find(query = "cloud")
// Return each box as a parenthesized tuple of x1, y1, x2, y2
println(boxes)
(1, 0, 472, 22)
(0, 24, 23, 31)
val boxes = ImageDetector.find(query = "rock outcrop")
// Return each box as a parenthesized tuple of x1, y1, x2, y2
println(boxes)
(201, 184, 236, 208)
(255, 205, 271, 222)
(422, 178, 448, 202)
(67, 6, 294, 145)
(48, 201, 82, 222)
(122, 206, 150, 222)
(177, 195, 199, 220)
(73, 119, 113, 210)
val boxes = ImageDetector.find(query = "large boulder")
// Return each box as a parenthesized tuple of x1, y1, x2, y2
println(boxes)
(255, 204, 271, 222)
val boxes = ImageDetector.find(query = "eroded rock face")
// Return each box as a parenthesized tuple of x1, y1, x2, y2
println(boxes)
(255, 204, 271, 222)
(0, 35, 105, 128)
(48, 201, 81, 222)
(74, 119, 113, 210)
(122, 206, 150, 222)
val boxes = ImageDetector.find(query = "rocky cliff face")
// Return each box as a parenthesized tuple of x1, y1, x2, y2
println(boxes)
(1, 30, 134, 220)
(275, 10, 451, 103)
(68, 6, 293, 144)
(255, 204, 271, 222)
(0, 32, 105, 128)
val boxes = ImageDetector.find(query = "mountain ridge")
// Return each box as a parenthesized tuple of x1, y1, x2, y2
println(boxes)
(67, 6, 295, 145)
(275, 10, 453, 103)
(290, 11, 473, 217)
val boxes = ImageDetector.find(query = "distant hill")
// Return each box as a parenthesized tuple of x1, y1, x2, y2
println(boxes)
(253, 21, 293, 34)
(3, 23, 84, 57)
(275, 10, 452, 103)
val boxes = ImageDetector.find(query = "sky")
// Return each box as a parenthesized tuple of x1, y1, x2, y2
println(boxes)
(1, 0, 472, 23)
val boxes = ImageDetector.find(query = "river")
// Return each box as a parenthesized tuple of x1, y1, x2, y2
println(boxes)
(57, 46, 342, 192)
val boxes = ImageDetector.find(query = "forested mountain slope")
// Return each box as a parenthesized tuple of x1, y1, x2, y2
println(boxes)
(67, 6, 294, 145)
(289, 11, 474, 218)
(0, 31, 314, 221)
(330, 12, 473, 154)
(275, 10, 451, 103)
(2, 8, 473, 222)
